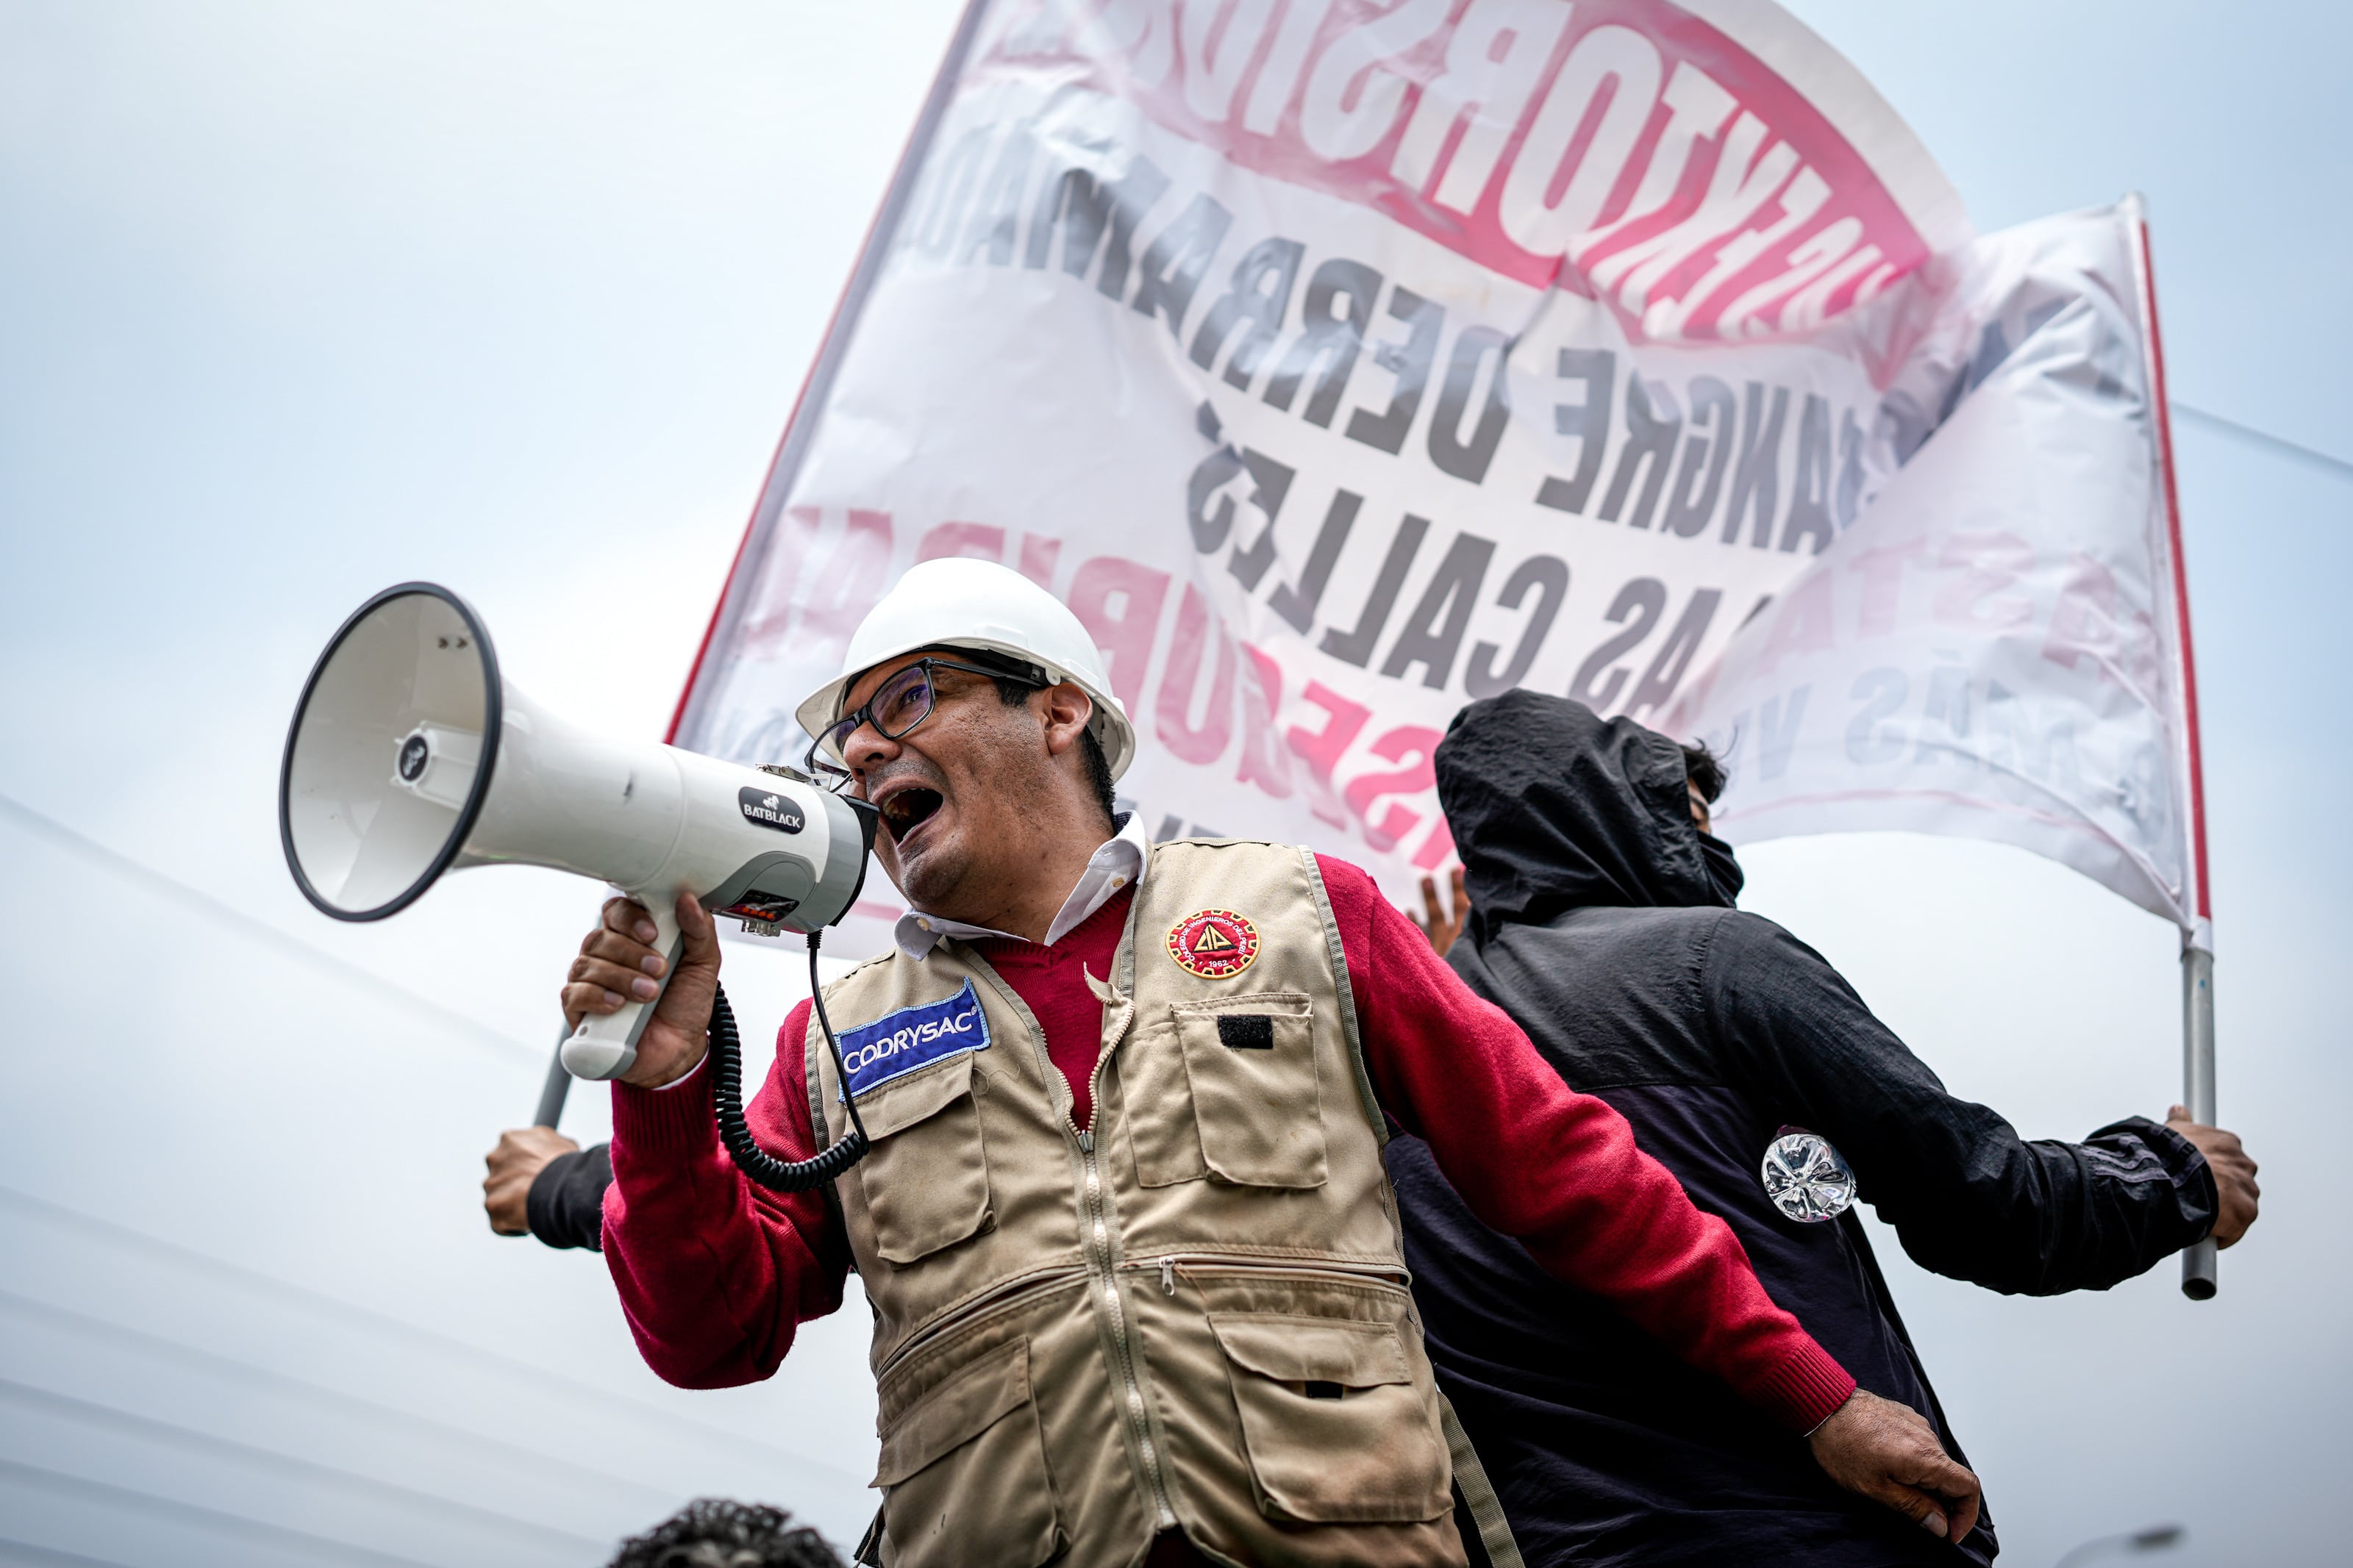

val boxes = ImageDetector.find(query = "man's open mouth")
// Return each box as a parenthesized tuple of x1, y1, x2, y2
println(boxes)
(879, 787, 944, 845)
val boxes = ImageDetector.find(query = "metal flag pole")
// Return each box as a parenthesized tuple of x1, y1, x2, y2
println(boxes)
(2179, 944, 2218, 1298)
(2129, 194, 2219, 1300)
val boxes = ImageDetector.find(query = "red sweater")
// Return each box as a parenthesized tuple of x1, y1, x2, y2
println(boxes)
(603, 856, 1855, 1431)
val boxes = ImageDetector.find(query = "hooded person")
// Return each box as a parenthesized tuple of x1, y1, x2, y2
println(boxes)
(1386, 690, 2259, 1568)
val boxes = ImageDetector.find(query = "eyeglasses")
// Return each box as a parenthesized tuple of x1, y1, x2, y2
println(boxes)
(801, 656, 1048, 793)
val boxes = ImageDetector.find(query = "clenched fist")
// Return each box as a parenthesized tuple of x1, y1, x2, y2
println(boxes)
(482, 1125, 579, 1236)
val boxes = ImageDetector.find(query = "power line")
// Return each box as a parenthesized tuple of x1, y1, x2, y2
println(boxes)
(0, 1458, 443, 1568)
(0, 1288, 676, 1509)
(2172, 401, 2353, 482)
(0, 1185, 863, 1489)
(0, 1379, 608, 1557)
(0, 789, 541, 1068)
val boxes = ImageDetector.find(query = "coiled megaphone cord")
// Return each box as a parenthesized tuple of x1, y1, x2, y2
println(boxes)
(710, 931, 871, 1192)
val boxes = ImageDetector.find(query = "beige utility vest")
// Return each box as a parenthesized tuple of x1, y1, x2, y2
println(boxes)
(805, 840, 1509, 1568)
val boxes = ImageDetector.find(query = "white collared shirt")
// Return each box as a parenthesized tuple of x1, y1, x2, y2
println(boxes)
(894, 810, 1149, 959)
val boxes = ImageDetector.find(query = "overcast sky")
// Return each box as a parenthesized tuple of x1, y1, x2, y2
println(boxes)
(1, 3, 2345, 1564)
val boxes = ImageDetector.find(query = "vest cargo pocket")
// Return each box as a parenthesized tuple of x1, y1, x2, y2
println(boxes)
(851, 1051, 992, 1266)
(1207, 1313, 1452, 1525)
(874, 1339, 1062, 1568)
(1171, 993, 1327, 1189)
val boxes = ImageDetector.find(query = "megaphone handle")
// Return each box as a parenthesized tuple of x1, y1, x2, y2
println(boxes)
(560, 890, 683, 1081)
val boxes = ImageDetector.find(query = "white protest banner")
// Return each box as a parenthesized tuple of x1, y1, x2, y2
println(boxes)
(668, 0, 2205, 955)
(1662, 198, 2208, 937)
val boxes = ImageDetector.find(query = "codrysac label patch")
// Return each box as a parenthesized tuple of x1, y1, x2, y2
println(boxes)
(838, 979, 990, 1099)
(1167, 909, 1260, 979)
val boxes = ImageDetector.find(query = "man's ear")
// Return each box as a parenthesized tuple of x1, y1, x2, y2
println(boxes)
(1038, 682, 1094, 756)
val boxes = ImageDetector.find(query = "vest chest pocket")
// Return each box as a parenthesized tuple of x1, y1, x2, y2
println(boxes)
(873, 1339, 1063, 1568)
(1126, 993, 1326, 1189)
(850, 1051, 992, 1266)
(1208, 1312, 1452, 1525)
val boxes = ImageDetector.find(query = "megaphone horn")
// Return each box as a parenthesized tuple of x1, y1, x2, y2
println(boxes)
(279, 583, 879, 1086)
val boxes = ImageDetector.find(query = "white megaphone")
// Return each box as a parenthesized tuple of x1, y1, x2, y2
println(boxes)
(279, 582, 879, 1084)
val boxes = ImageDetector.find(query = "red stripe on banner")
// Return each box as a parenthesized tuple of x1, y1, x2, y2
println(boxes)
(663, 2, 990, 746)
(2134, 211, 2211, 924)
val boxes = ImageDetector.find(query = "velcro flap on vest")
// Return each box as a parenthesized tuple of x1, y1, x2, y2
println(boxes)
(872, 1338, 1032, 1487)
(854, 1049, 976, 1142)
(1209, 1314, 1410, 1389)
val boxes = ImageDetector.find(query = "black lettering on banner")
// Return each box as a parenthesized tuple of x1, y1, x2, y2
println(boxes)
(1835, 409, 1866, 528)
(1026, 155, 1171, 300)
(1662, 376, 1738, 537)
(1724, 382, 1789, 547)
(1186, 415, 1295, 562)
(1780, 394, 1837, 554)
(1535, 348, 1615, 515)
(1132, 193, 1235, 340)
(1190, 237, 1306, 391)
(1626, 588, 1724, 715)
(1845, 667, 1909, 765)
(1224, 450, 1300, 590)
(960, 121, 1036, 267)
(1465, 555, 1569, 698)
(1428, 326, 1513, 483)
(1263, 259, 1380, 426)
(1381, 531, 1497, 689)
(1598, 378, 1679, 531)
(1269, 490, 1362, 633)
(1321, 513, 1429, 666)
(1568, 577, 1668, 709)
(1344, 287, 1444, 454)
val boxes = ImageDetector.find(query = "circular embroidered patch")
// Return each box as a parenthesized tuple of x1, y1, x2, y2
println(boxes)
(1166, 908, 1260, 979)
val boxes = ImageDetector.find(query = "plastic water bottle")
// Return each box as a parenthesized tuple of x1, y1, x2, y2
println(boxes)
(1760, 1126, 1855, 1222)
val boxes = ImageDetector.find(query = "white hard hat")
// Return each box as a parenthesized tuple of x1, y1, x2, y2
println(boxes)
(795, 557, 1136, 781)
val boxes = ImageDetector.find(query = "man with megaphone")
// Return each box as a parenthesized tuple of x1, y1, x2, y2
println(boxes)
(560, 559, 1979, 1568)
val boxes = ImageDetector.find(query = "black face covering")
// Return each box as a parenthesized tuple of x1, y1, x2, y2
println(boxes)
(1698, 830, 1745, 904)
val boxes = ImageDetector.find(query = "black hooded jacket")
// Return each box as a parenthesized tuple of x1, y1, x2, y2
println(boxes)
(1388, 691, 2215, 1568)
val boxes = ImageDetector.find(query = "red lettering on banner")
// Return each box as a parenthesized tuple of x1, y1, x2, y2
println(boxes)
(917, 521, 1008, 562)
(1067, 555, 1174, 713)
(1155, 584, 1238, 764)
(1411, 814, 1455, 871)
(984, 0, 1940, 343)
(1343, 723, 1442, 852)
(1284, 679, 1371, 828)
(740, 507, 896, 664)
(1018, 532, 1063, 592)
(1235, 642, 1294, 798)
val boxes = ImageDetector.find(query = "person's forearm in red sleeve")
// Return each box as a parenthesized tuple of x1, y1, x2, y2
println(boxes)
(1315, 855, 1854, 1431)
(602, 997, 849, 1388)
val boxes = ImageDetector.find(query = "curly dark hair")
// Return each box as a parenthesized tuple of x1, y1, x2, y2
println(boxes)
(1679, 739, 1729, 805)
(607, 1499, 846, 1568)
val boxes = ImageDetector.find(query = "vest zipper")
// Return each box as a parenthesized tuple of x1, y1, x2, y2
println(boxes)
(1062, 1007, 1177, 1534)
(1074, 1119, 1176, 1531)
(873, 1264, 1088, 1383)
(1124, 1252, 1412, 1292)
